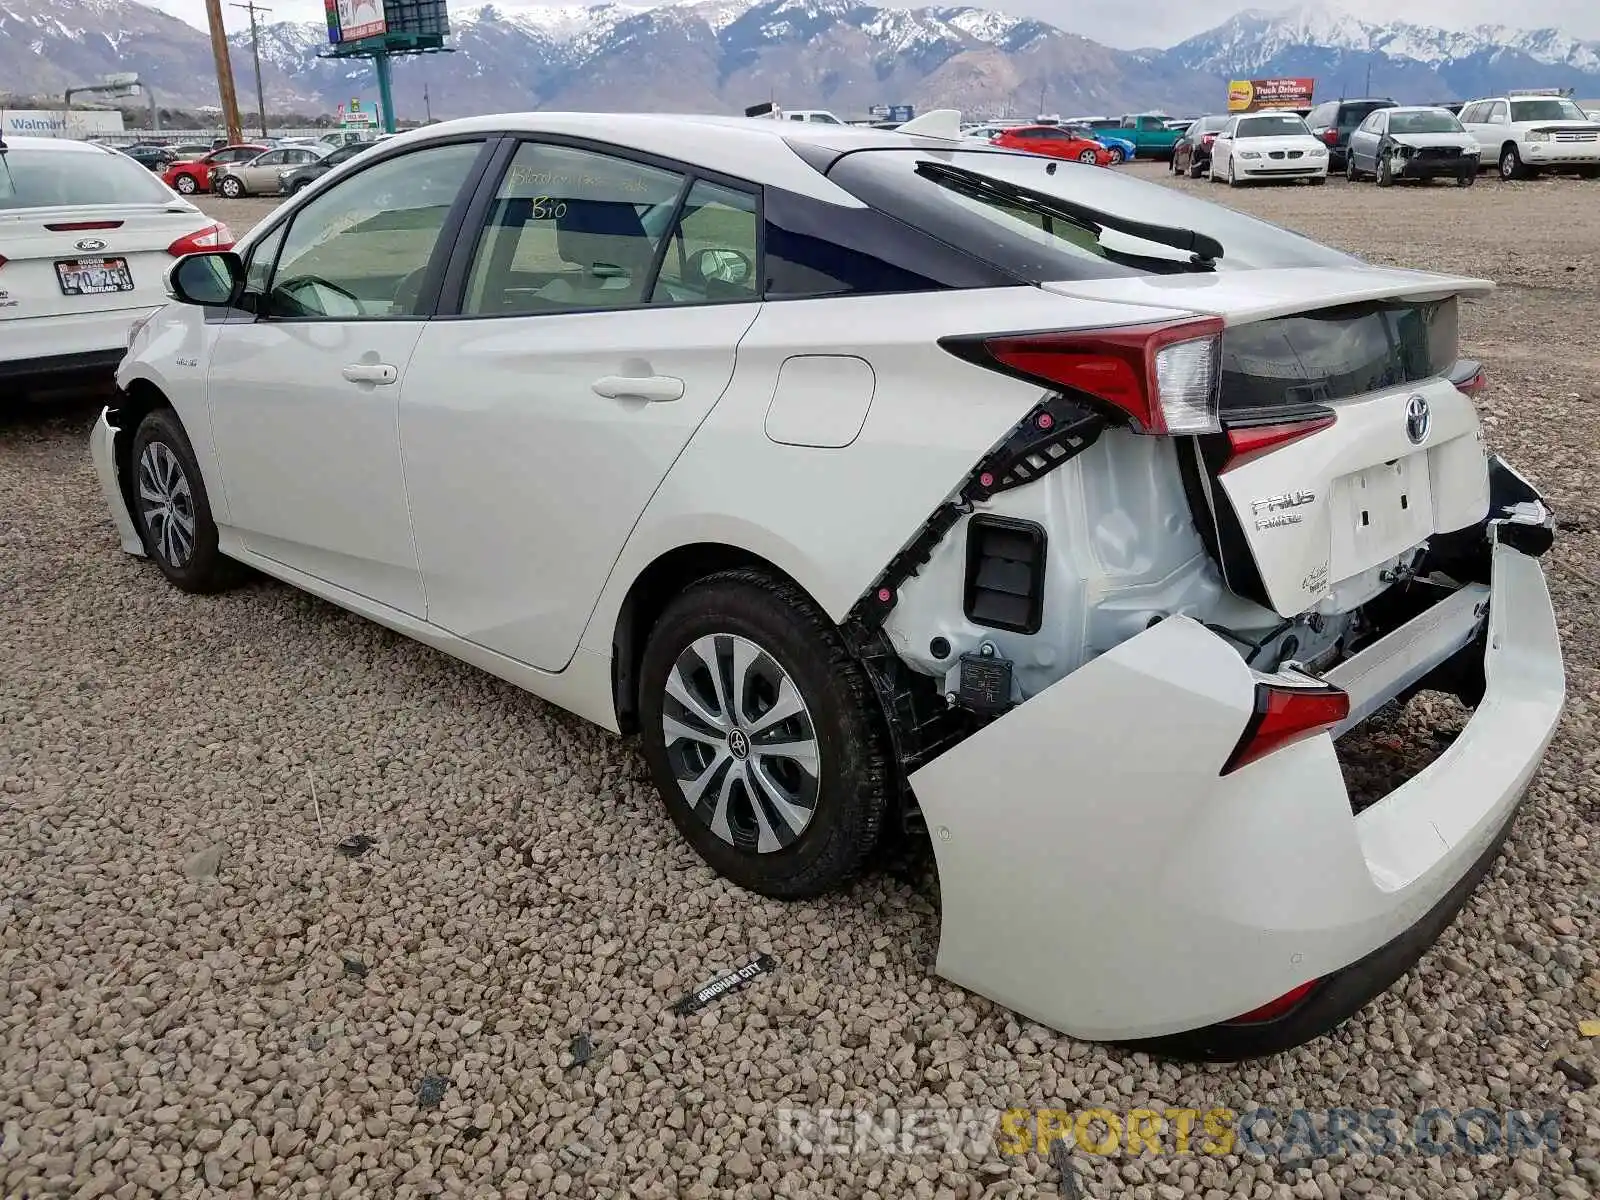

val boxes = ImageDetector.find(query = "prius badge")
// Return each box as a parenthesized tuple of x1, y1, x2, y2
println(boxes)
(76, 237, 108, 252)
(1405, 394, 1431, 445)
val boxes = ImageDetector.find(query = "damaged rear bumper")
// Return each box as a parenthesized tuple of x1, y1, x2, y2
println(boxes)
(909, 521, 1563, 1048)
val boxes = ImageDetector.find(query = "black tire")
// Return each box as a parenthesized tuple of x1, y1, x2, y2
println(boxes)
(1346, 155, 1359, 182)
(1457, 171, 1476, 187)
(1187, 158, 1203, 179)
(130, 408, 244, 594)
(173, 173, 199, 195)
(218, 175, 245, 199)
(1499, 144, 1526, 180)
(1377, 156, 1394, 187)
(1227, 159, 1241, 187)
(637, 569, 891, 900)
(1308, 175, 1326, 186)
(1107, 146, 1125, 165)
(292, 179, 311, 194)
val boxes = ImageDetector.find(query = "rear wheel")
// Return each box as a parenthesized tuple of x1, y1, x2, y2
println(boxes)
(172, 173, 199, 195)
(1107, 146, 1125, 165)
(637, 571, 891, 899)
(131, 409, 245, 594)
(1187, 158, 1204, 179)
(217, 175, 245, 199)
(1457, 171, 1476, 187)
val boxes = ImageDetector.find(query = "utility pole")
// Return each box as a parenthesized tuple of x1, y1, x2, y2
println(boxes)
(231, 0, 271, 139)
(203, 0, 243, 143)
(423, 81, 431, 123)
(1364, 61, 1372, 96)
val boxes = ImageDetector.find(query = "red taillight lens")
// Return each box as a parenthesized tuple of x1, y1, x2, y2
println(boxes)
(1453, 365, 1488, 396)
(1321, 128, 1339, 145)
(1228, 980, 1318, 1024)
(1222, 679, 1350, 775)
(952, 317, 1225, 435)
(1221, 414, 1336, 472)
(167, 222, 235, 257)
(0, 254, 7, 270)
(45, 220, 124, 232)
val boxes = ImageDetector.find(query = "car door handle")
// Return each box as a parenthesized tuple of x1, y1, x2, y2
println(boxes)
(590, 374, 684, 402)
(342, 363, 398, 385)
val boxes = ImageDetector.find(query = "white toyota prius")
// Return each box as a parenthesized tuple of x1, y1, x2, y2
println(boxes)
(93, 112, 1564, 1060)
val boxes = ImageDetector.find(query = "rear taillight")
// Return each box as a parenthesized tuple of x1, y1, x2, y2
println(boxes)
(1202, 134, 1216, 144)
(1320, 128, 1339, 146)
(1228, 980, 1318, 1024)
(945, 317, 1225, 435)
(1220, 414, 1336, 472)
(0, 254, 7, 270)
(1222, 678, 1350, 775)
(45, 220, 124, 232)
(167, 222, 235, 257)
(1452, 364, 1488, 396)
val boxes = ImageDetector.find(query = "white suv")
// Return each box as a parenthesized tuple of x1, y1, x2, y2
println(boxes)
(1459, 93, 1600, 179)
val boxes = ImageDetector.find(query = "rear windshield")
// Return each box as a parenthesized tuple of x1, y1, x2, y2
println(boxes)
(0, 147, 176, 209)
(1509, 98, 1588, 122)
(1339, 102, 1390, 126)
(1236, 115, 1310, 138)
(824, 147, 1358, 281)
(1193, 117, 1229, 133)
(1389, 111, 1464, 134)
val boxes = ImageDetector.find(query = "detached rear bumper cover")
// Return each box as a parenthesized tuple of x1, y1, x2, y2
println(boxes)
(910, 536, 1563, 1043)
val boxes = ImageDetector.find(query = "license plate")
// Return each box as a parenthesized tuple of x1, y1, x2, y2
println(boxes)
(56, 257, 134, 296)
(1334, 456, 1435, 569)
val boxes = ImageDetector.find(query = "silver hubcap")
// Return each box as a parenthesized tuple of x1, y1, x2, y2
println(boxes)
(662, 633, 820, 855)
(137, 442, 196, 567)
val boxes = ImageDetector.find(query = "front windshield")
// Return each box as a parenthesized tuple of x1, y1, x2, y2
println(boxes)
(1236, 114, 1310, 137)
(1509, 99, 1588, 122)
(1389, 111, 1464, 134)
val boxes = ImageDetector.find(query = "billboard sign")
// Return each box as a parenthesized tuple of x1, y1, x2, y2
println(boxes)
(326, 0, 386, 42)
(1227, 77, 1315, 112)
(1, 109, 126, 139)
(887, 105, 915, 122)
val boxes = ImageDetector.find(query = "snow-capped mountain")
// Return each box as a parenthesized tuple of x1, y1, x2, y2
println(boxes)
(1173, 5, 1600, 101)
(2, 0, 1597, 123)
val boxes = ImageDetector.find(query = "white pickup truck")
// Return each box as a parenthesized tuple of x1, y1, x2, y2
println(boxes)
(1458, 92, 1600, 179)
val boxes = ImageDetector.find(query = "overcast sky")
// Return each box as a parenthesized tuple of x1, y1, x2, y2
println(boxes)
(150, 0, 1600, 49)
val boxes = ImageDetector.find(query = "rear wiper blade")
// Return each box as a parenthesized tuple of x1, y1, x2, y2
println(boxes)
(915, 159, 1225, 264)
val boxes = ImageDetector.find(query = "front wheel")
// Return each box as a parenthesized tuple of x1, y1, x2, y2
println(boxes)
(1227, 160, 1241, 187)
(1377, 157, 1395, 187)
(1456, 172, 1476, 187)
(131, 409, 245, 594)
(217, 175, 244, 199)
(291, 179, 311, 194)
(637, 571, 891, 899)
(1500, 145, 1527, 180)
(1346, 155, 1359, 182)
(173, 173, 199, 195)
(1077, 149, 1098, 165)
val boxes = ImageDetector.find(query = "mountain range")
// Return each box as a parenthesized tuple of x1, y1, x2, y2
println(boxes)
(0, 0, 1596, 122)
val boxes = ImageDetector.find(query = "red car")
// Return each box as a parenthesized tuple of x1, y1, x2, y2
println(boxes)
(161, 144, 269, 196)
(990, 126, 1112, 166)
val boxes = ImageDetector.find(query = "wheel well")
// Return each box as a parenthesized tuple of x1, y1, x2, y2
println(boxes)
(109, 379, 171, 520)
(1501, 141, 1519, 157)
(610, 543, 806, 735)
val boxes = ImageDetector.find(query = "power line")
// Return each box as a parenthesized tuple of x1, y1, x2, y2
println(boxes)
(231, 0, 272, 140)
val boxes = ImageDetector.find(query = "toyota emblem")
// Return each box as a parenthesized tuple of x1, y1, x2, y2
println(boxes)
(1404, 394, 1431, 445)
(75, 238, 108, 252)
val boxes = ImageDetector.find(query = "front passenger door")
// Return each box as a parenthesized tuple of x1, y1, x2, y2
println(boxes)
(399, 141, 764, 672)
(205, 138, 490, 615)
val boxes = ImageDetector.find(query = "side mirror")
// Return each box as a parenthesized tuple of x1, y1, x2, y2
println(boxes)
(688, 247, 754, 289)
(167, 251, 244, 307)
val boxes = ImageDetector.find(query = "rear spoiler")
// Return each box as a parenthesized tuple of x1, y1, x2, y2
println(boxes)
(895, 109, 963, 140)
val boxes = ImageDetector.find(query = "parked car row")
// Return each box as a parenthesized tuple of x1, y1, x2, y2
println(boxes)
(1168, 93, 1598, 187)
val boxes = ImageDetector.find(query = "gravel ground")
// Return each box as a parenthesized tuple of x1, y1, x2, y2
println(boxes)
(3, 169, 1598, 1200)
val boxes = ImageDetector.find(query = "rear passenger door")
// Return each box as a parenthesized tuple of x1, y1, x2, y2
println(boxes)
(398, 139, 764, 673)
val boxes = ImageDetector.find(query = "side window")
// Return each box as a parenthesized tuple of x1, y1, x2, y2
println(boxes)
(461, 141, 685, 317)
(267, 141, 482, 320)
(1120, 117, 1136, 129)
(1139, 117, 1163, 131)
(1460, 103, 1482, 123)
(244, 221, 289, 296)
(651, 180, 759, 305)
(1489, 102, 1508, 122)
